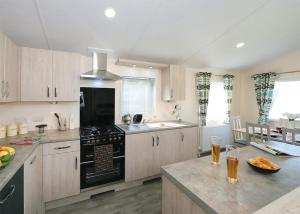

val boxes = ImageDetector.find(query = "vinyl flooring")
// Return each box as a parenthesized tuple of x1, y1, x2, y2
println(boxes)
(46, 179, 162, 214)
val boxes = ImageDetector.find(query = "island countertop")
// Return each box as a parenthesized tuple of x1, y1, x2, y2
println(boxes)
(161, 146, 300, 214)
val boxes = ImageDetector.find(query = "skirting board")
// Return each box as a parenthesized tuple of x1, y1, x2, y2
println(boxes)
(45, 175, 161, 210)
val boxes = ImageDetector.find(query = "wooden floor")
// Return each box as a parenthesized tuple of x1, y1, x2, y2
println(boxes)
(46, 179, 162, 214)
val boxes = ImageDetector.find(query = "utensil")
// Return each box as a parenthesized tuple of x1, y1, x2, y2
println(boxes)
(54, 113, 61, 127)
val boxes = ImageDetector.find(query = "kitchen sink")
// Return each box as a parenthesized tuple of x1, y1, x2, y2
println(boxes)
(146, 122, 187, 129)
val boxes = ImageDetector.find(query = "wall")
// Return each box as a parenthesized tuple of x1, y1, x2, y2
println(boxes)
(238, 50, 300, 126)
(0, 55, 242, 131)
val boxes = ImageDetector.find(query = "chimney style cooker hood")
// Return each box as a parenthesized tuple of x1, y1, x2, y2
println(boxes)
(80, 51, 121, 81)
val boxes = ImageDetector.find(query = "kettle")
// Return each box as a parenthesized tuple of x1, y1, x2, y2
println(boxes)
(122, 113, 131, 125)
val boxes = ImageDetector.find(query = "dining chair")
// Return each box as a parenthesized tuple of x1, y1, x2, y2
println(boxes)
(246, 122, 270, 143)
(282, 128, 300, 145)
(230, 116, 248, 145)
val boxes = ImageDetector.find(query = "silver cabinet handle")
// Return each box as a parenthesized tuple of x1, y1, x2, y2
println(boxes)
(30, 155, 37, 165)
(1, 80, 5, 98)
(170, 89, 173, 99)
(75, 156, 78, 170)
(54, 146, 71, 150)
(0, 185, 15, 205)
(156, 136, 159, 146)
(5, 81, 9, 97)
(54, 87, 57, 97)
(152, 136, 155, 147)
(181, 132, 184, 142)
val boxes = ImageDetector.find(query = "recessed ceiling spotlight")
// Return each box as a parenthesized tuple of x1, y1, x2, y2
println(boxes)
(132, 64, 136, 67)
(149, 66, 153, 69)
(105, 8, 116, 18)
(236, 42, 245, 48)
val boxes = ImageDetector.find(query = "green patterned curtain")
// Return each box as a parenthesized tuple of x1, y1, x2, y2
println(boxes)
(224, 75, 234, 123)
(196, 72, 212, 126)
(253, 72, 277, 124)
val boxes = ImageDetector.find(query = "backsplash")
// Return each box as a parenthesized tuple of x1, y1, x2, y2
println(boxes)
(0, 102, 80, 131)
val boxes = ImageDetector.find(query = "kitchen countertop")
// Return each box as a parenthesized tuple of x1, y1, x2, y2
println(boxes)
(0, 128, 80, 191)
(161, 146, 300, 214)
(117, 121, 198, 134)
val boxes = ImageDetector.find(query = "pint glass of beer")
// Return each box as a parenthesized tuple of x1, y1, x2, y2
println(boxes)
(226, 145, 239, 184)
(211, 144, 220, 165)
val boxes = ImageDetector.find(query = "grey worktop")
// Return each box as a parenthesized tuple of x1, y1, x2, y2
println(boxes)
(117, 121, 198, 134)
(0, 128, 80, 191)
(161, 146, 300, 214)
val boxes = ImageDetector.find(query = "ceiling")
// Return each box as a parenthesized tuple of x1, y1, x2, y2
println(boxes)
(0, 0, 299, 69)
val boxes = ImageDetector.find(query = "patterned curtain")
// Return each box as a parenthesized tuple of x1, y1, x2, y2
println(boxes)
(224, 75, 234, 123)
(196, 72, 212, 126)
(253, 72, 277, 124)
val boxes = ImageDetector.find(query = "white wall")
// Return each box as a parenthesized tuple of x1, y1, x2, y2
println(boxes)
(238, 50, 300, 126)
(0, 56, 242, 131)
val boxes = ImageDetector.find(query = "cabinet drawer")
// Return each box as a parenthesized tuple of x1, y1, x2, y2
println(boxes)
(43, 140, 80, 155)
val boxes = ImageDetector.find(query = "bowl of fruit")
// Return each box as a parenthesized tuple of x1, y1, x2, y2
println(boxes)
(0, 146, 16, 169)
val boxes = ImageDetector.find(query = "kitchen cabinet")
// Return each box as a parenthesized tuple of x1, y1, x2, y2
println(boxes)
(0, 166, 24, 214)
(125, 132, 156, 181)
(52, 51, 80, 101)
(24, 145, 43, 214)
(20, 47, 80, 102)
(0, 32, 19, 102)
(178, 127, 198, 161)
(161, 64, 185, 101)
(43, 141, 80, 202)
(21, 47, 53, 101)
(125, 127, 198, 182)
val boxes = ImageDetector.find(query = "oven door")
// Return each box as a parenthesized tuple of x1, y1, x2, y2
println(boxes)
(80, 156, 124, 189)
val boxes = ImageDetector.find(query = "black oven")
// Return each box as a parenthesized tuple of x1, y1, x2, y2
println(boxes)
(80, 87, 125, 189)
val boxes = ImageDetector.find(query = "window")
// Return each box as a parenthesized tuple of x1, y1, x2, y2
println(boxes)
(121, 78, 155, 114)
(269, 80, 300, 120)
(206, 81, 227, 125)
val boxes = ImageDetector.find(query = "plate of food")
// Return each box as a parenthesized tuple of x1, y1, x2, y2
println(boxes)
(0, 146, 16, 169)
(247, 156, 280, 174)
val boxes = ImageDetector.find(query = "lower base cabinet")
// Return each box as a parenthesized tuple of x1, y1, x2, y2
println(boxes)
(0, 166, 24, 214)
(24, 145, 43, 214)
(43, 141, 80, 202)
(125, 127, 198, 182)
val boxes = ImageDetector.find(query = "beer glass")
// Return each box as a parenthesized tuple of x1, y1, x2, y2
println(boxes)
(211, 143, 220, 165)
(226, 145, 239, 184)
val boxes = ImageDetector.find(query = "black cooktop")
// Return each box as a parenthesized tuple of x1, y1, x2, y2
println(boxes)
(80, 126, 123, 137)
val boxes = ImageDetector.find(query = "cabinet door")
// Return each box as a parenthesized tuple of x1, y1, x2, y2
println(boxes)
(21, 47, 53, 101)
(0, 32, 5, 101)
(125, 132, 156, 182)
(157, 129, 180, 168)
(24, 145, 43, 214)
(0, 166, 24, 214)
(170, 65, 185, 100)
(43, 151, 80, 202)
(179, 127, 198, 161)
(4, 36, 18, 102)
(52, 51, 80, 101)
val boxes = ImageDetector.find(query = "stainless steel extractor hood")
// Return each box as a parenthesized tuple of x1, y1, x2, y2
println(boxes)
(80, 51, 121, 81)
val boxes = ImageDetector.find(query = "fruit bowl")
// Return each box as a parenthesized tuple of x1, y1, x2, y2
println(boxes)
(0, 146, 16, 169)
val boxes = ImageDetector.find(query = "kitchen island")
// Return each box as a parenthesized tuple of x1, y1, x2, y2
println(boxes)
(161, 146, 300, 214)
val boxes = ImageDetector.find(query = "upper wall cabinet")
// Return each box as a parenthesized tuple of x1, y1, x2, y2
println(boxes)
(52, 51, 80, 101)
(21, 47, 53, 101)
(20, 47, 80, 102)
(161, 64, 185, 101)
(0, 32, 19, 103)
